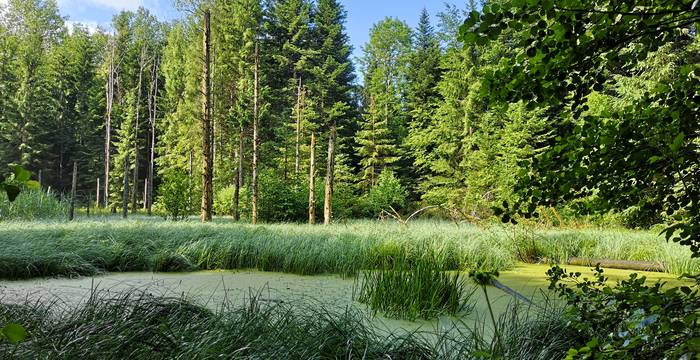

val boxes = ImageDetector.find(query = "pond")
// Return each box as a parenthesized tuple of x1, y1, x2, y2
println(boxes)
(0, 264, 687, 334)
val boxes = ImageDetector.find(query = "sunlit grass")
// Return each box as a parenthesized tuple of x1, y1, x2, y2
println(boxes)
(0, 218, 697, 280)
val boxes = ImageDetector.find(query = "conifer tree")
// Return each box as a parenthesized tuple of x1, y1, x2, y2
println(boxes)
(356, 17, 411, 189)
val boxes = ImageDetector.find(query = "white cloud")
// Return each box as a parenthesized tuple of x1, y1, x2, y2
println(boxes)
(65, 20, 101, 34)
(58, 0, 143, 12)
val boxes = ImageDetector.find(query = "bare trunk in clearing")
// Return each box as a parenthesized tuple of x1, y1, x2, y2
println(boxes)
(295, 77, 302, 177)
(251, 42, 260, 225)
(324, 120, 336, 225)
(200, 9, 213, 222)
(308, 131, 316, 224)
(104, 42, 115, 209)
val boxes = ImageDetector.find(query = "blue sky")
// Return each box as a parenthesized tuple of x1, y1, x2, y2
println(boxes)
(49, 0, 464, 61)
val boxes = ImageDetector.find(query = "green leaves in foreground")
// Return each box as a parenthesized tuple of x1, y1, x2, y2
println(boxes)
(459, 1, 700, 257)
(548, 265, 700, 359)
(1, 323, 27, 344)
(2, 165, 40, 202)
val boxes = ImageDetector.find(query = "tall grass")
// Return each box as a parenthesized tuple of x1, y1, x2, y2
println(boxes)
(0, 219, 697, 280)
(0, 290, 579, 359)
(354, 250, 476, 320)
(0, 190, 67, 221)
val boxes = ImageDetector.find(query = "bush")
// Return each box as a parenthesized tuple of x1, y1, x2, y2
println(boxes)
(364, 170, 408, 217)
(213, 185, 238, 217)
(156, 171, 192, 220)
(548, 265, 700, 359)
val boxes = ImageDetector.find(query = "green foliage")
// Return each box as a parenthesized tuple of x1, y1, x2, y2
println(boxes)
(259, 169, 311, 222)
(354, 252, 475, 320)
(460, 1, 700, 256)
(356, 17, 411, 188)
(548, 265, 700, 359)
(213, 185, 237, 217)
(364, 170, 407, 216)
(0, 323, 26, 345)
(156, 171, 192, 220)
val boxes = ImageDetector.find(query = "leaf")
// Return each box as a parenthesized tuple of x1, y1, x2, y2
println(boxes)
(13, 165, 31, 182)
(2, 323, 27, 344)
(25, 180, 40, 190)
(4, 184, 20, 202)
(670, 132, 685, 152)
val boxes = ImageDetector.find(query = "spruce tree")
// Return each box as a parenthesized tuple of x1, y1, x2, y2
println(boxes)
(311, 0, 354, 224)
(356, 17, 411, 189)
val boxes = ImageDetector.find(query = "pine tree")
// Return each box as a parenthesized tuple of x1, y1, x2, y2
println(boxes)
(403, 8, 441, 194)
(311, 0, 354, 224)
(2, 0, 63, 176)
(356, 17, 411, 189)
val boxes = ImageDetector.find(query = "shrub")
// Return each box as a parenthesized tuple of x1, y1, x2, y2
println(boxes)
(364, 170, 408, 217)
(156, 171, 192, 220)
(547, 265, 700, 359)
(213, 185, 237, 217)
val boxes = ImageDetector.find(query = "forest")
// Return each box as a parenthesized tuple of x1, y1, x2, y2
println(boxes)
(1, 0, 699, 358)
(0, 0, 565, 224)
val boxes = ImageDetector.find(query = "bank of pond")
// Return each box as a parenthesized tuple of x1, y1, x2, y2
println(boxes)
(0, 263, 692, 359)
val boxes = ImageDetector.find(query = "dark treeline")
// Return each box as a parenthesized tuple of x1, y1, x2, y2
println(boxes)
(1, 0, 692, 225)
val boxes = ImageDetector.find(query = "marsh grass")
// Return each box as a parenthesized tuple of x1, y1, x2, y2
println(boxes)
(0, 289, 579, 359)
(0, 219, 697, 280)
(0, 190, 67, 221)
(353, 250, 476, 320)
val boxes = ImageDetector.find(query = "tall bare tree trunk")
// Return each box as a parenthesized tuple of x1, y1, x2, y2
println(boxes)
(147, 57, 158, 216)
(104, 43, 114, 209)
(143, 178, 148, 210)
(295, 77, 302, 176)
(132, 48, 145, 213)
(96, 178, 100, 209)
(122, 157, 129, 219)
(324, 120, 336, 225)
(308, 131, 316, 224)
(188, 149, 193, 211)
(69, 162, 77, 221)
(201, 10, 213, 222)
(234, 127, 243, 221)
(251, 41, 260, 225)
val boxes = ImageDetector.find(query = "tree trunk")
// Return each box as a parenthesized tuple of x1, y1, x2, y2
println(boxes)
(96, 177, 100, 209)
(122, 157, 129, 219)
(251, 41, 260, 225)
(295, 77, 302, 176)
(142, 178, 147, 210)
(308, 131, 316, 224)
(324, 121, 336, 225)
(132, 49, 145, 213)
(69, 162, 77, 221)
(104, 43, 114, 209)
(200, 9, 213, 222)
(147, 57, 158, 216)
(234, 127, 243, 221)
(188, 149, 193, 211)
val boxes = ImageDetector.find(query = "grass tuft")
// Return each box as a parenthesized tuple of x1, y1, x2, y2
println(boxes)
(354, 249, 476, 320)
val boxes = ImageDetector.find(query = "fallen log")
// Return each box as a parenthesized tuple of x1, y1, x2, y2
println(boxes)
(567, 257, 666, 272)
